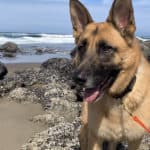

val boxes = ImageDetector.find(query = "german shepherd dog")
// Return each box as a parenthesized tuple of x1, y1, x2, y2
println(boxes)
(69, 0, 150, 149)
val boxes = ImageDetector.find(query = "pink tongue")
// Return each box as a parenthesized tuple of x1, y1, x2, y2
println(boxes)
(84, 89, 100, 103)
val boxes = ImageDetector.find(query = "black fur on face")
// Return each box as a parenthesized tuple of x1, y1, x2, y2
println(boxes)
(71, 41, 120, 89)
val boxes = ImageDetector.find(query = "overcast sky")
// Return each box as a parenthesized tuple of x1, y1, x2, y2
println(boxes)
(0, 0, 149, 36)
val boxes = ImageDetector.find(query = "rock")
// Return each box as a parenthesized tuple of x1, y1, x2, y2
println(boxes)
(41, 58, 72, 72)
(3, 52, 16, 57)
(8, 87, 39, 103)
(35, 48, 44, 55)
(31, 113, 65, 126)
(41, 58, 73, 82)
(0, 42, 19, 53)
(21, 118, 81, 150)
(0, 62, 8, 80)
(35, 48, 57, 55)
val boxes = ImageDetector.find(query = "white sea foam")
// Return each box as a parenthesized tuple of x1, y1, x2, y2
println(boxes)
(0, 33, 149, 45)
(0, 33, 75, 45)
(137, 36, 150, 42)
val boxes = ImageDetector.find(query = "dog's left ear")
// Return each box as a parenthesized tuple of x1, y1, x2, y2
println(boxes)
(70, 0, 93, 43)
(107, 0, 136, 46)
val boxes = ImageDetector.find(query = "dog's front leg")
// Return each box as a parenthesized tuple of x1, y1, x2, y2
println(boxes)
(80, 102, 103, 150)
(80, 102, 88, 150)
(79, 124, 88, 150)
(87, 131, 103, 150)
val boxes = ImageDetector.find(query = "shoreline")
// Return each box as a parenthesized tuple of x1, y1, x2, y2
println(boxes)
(0, 37, 149, 64)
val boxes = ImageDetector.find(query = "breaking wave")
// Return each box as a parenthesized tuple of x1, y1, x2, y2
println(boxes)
(0, 32, 74, 45)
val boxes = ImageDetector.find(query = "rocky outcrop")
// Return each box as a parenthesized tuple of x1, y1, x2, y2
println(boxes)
(0, 58, 81, 150)
(0, 42, 19, 53)
(21, 118, 81, 150)
(9, 87, 39, 103)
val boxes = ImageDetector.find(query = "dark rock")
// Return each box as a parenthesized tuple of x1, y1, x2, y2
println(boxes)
(0, 42, 19, 53)
(35, 48, 57, 55)
(3, 52, 16, 57)
(41, 58, 73, 78)
(0, 58, 76, 103)
(41, 58, 71, 69)
(35, 48, 43, 54)
(0, 62, 7, 80)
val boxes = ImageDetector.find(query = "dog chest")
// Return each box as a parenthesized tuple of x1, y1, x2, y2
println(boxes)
(88, 101, 145, 141)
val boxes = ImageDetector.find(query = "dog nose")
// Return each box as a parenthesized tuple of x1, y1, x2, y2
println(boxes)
(73, 71, 87, 85)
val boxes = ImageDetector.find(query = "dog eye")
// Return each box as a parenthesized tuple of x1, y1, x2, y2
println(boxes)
(97, 42, 115, 55)
(103, 46, 113, 53)
(78, 40, 87, 50)
(77, 40, 87, 55)
(70, 48, 76, 58)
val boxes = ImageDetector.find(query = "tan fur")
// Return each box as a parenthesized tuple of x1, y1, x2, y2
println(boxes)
(70, 0, 150, 149)
(81, 54, 150, 150)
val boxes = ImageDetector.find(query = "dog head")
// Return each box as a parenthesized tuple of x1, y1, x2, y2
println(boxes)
(70, 0, 141, 103)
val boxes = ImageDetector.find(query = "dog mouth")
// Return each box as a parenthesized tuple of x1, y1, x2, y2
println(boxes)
(84, 70, 119, 103)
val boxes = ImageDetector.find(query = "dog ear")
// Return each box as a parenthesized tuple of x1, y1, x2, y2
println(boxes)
(70, 0, 93, 43)
(107, 0, 136, 46)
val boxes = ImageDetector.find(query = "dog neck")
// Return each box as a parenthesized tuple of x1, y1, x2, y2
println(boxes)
(113, 75, 136, 99)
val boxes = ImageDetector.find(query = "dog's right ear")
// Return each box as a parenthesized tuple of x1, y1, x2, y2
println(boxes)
(70, 0, 93, 43)
(107, 0, 136, 46)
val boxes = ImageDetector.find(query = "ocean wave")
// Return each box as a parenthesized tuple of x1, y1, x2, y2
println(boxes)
(0, 32, 149, 45)
(0, 33, 74, 45)
(136, 36, 150, 42)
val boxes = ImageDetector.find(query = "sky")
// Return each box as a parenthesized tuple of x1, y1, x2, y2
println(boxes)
(0, 0, 149, 37)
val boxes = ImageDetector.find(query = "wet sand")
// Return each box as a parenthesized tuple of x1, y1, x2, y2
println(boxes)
(0, 100, 46, 150)
(6, 63, 41, 74)
(0, 63, 46, 150)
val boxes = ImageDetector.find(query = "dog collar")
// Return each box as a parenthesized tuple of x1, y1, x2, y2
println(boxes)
(113, 76, 136, 99)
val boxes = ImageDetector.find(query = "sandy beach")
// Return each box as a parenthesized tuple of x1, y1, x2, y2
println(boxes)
(0, 63, 46, 150)
(6, 63, 40, 74)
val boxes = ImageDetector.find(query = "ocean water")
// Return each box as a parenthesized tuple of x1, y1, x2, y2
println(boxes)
(0, 33, 74, 44)
(0, 32, 149, 64)
(0, 32, 75, 63)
